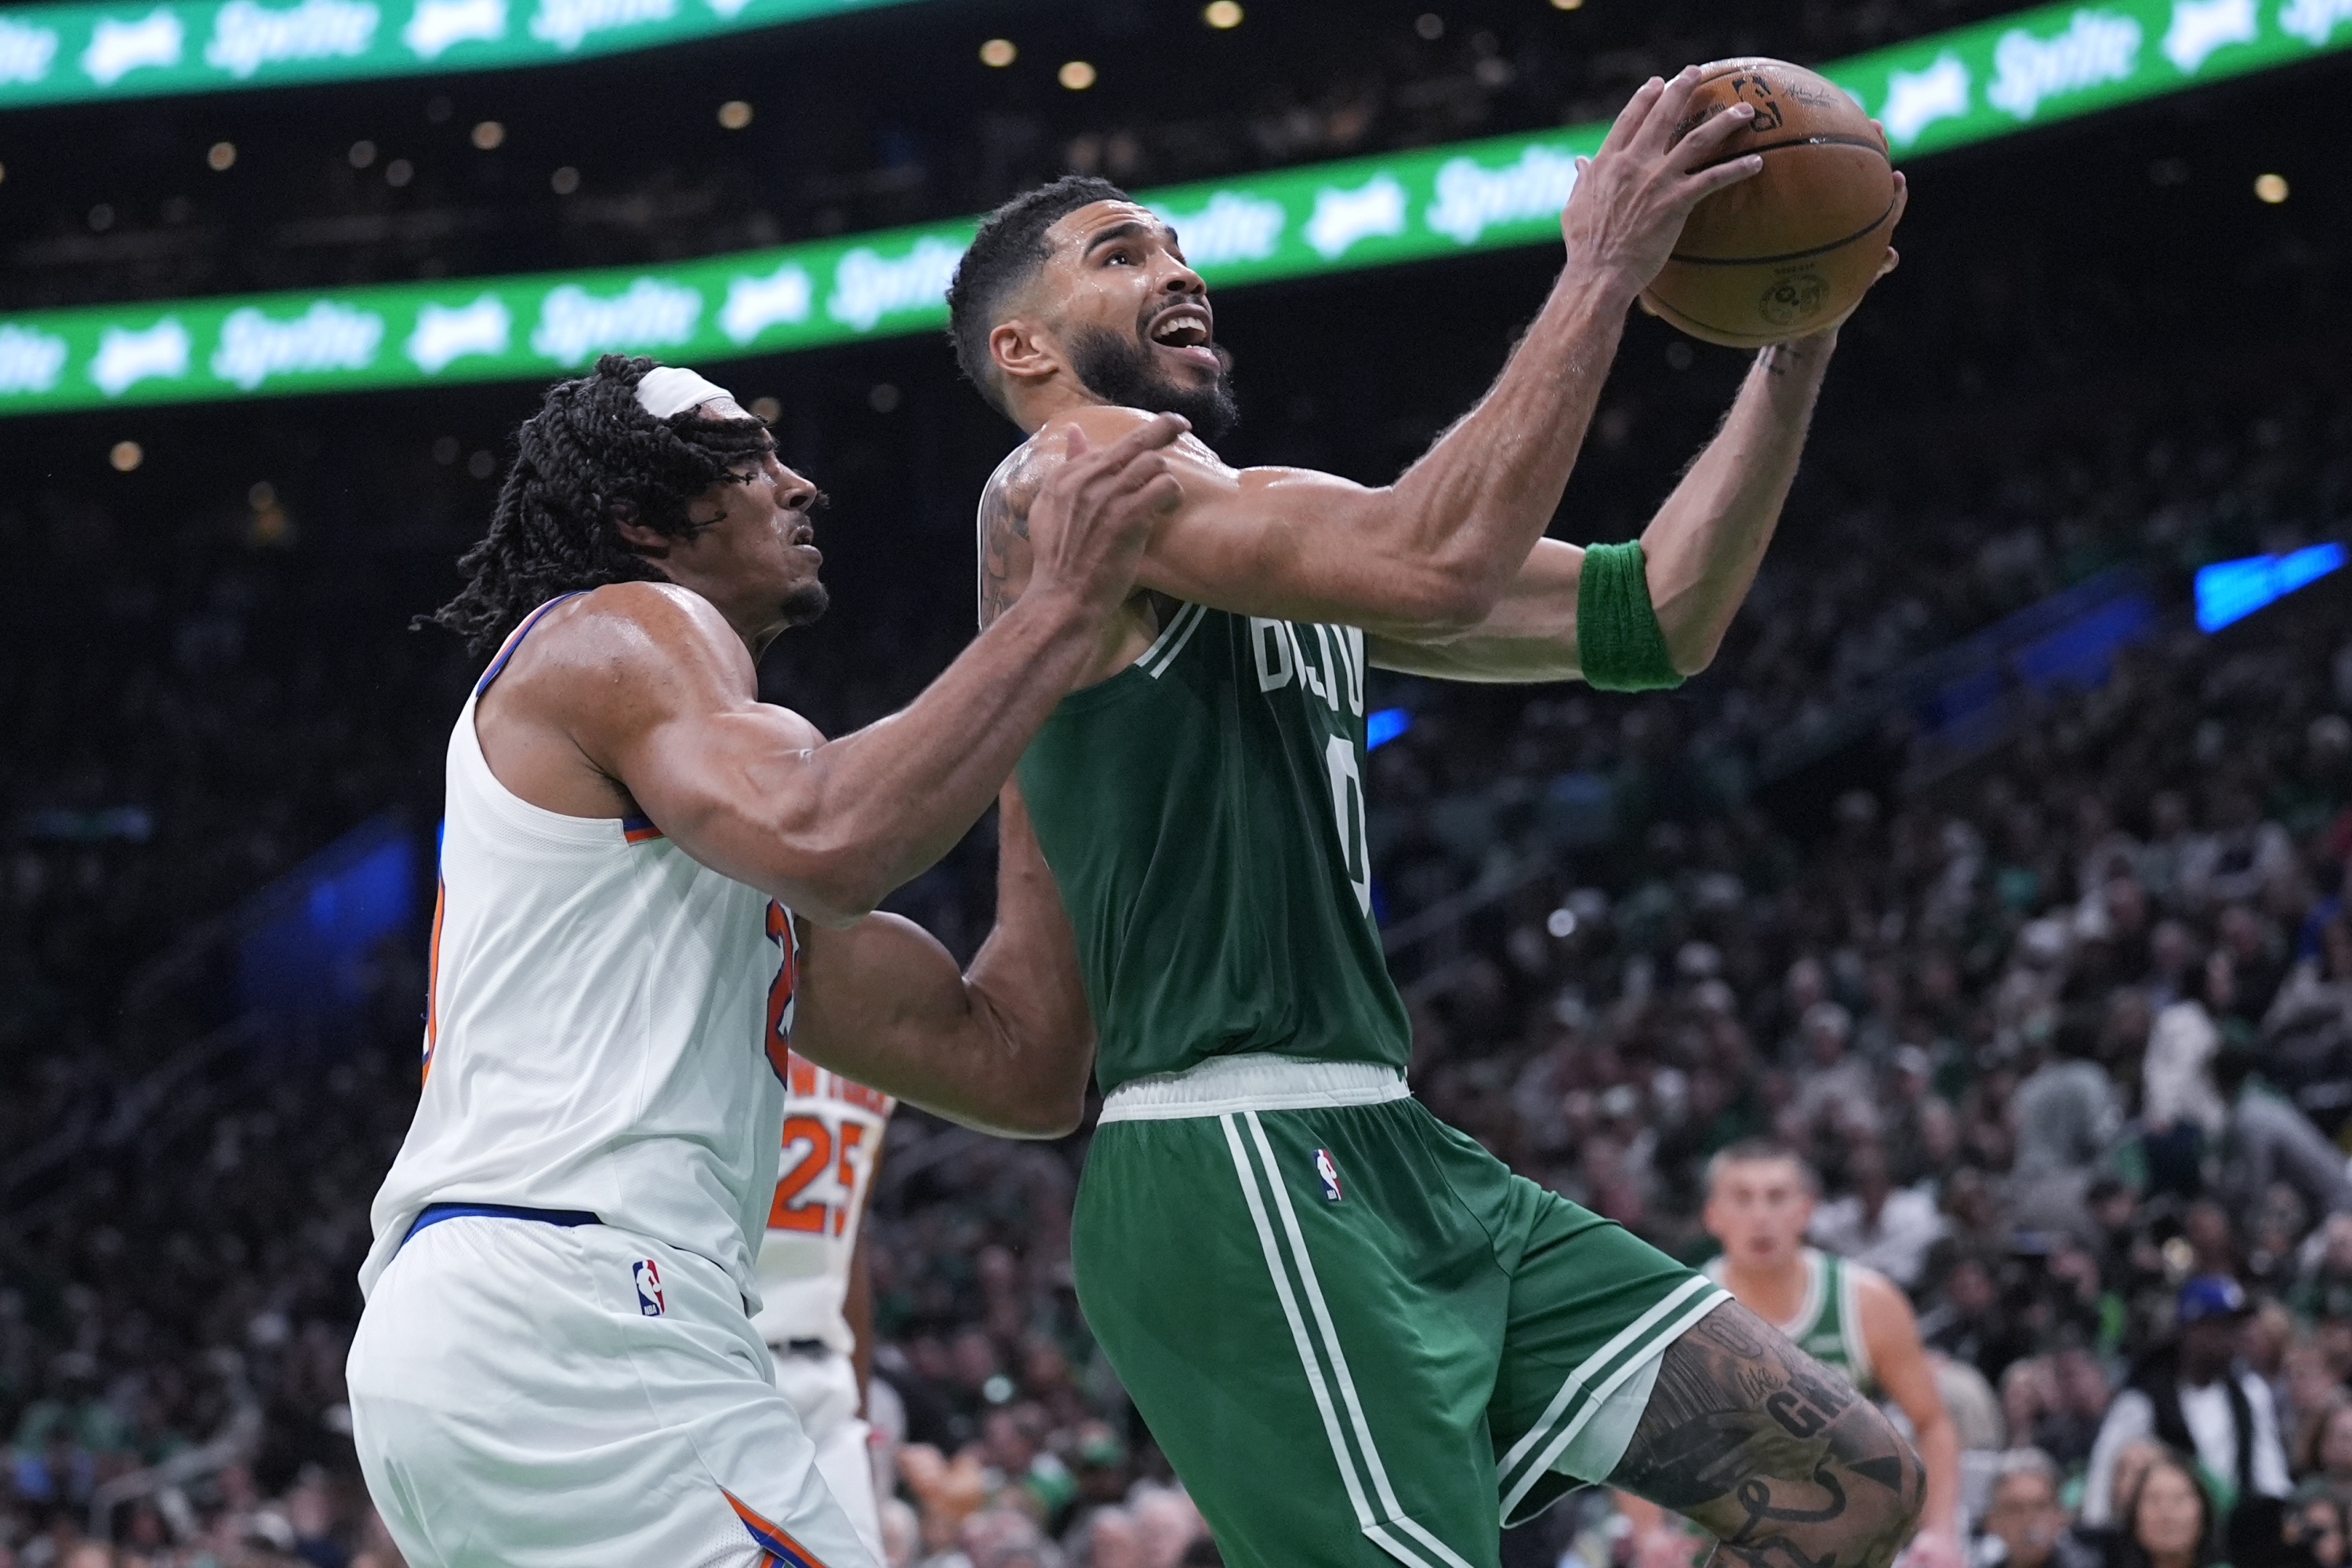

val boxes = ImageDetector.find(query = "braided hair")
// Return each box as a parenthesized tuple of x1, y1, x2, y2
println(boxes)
(420, 354, 775, 658)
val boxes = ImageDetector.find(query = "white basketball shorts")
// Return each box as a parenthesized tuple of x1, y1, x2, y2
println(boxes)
(771, 1344, 880, 1563)
(348, 1213, 875, 1568)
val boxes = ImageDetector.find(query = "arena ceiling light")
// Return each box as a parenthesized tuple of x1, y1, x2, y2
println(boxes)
(1, 0, 2347, 416)
(0, 0, 928, 109)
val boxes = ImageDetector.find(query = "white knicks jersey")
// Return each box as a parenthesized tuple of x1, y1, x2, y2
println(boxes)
(750, 1054, 894, 1355)
(358, 594, 800, 1305)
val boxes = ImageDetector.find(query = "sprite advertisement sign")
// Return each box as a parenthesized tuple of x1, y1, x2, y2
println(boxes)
(0, 0, 915, 106)
(1, 0, 2346, 416)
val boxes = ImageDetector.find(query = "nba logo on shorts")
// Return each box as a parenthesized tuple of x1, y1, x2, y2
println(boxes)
(1314, 1149, 1343, 1202)
(633, 1259, 666, 1317)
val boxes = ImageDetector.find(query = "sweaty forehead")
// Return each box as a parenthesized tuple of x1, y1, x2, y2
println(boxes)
(1045, 200, 1174, 260)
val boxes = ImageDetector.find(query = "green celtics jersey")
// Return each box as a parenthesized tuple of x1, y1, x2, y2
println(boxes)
(1708, 1247, 1878, 1396)
(1016, 603, 1411, 1095)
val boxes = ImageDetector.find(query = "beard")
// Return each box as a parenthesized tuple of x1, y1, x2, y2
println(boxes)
(779, 580, 830, 627)
(1067, 325, 1240, 442)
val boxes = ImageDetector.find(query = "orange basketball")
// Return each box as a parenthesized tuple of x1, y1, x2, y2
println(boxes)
(1639, 58, 1898, 347)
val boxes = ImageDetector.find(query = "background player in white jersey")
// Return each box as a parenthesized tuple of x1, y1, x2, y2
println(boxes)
(1618, 1141, 1962, 1568)
(346, 355, 1185, 1568)
(757, 1053, 895, 1561)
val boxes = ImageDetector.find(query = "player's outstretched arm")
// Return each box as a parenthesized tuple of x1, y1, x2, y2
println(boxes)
(980, 69, 1764, 641)
(1363, 174, 1905, 685)
(789, 783, 1094, 1138)
(1357, 332, 1835, 684)
(1609, 1302, 1925, 1568)
(583, 418, 1183, 927)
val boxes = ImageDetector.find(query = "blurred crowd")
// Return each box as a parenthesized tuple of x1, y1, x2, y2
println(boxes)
(3, 0, 2021, 310)
(4, 128, 2351, 1568)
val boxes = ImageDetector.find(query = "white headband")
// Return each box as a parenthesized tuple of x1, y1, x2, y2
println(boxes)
(636, 365, 740, 420)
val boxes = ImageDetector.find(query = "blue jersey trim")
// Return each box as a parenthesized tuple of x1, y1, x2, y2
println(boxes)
(474, 591, 588, 695)
(399, 1201, 601, 1251)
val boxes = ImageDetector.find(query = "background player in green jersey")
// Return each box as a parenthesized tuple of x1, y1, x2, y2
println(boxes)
(944, 68, 1921, 1568)
(1616, 1143, 1965, 1568)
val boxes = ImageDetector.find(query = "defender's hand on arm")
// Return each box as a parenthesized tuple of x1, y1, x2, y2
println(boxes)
(589, 417, 1185, 927)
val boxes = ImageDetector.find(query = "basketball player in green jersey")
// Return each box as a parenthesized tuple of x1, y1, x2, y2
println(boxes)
(1617, 1143, 1963, 1568)
(946, 71, 1918, 1568)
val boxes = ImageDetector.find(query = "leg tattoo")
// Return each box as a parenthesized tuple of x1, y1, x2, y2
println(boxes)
(1607, 1302, 1923, 1568)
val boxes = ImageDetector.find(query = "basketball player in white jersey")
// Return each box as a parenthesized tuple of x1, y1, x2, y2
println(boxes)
(756, 1054, 895, 1560)
(1618, 1141, 1962, 1568)
(346, 355, 1185, 1568)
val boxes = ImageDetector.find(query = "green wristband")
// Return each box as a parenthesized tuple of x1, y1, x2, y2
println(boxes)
(1577, 539, 1683, 692)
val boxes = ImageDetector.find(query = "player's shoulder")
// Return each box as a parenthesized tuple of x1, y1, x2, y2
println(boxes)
(487, 580, 762, 735)
(1037, 405, 1229, 473)
(545, 581, 753, 681)
(1846, 1259, 1922, 1338)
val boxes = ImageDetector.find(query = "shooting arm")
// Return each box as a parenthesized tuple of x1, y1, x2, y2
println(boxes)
(1120, 262, 1634, 634)
(1360, 333, 1833, 683)
(786, 784, 1094, 1138)
(1639, 332, 1834, 673)
(980, 79, 1774, 641)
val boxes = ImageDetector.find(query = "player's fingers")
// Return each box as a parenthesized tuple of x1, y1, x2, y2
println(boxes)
(1122, 472, 1185, 518)
(1597, 75, 1664, 155)
(1886, 170, 1910, 228)
(1081, 415, 1187, 495)
(1681, 151, 1762, 201)
(1633, 65, 1704, 156)
(1099, 449, 1174, 499)
(1671, 99, 1756, 168)
(1087, 412, 1188, 475)
(1059, 413, 1185, 498)
(1877, 245, 1901, 279)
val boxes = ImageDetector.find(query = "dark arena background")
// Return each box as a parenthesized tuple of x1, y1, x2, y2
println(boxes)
(4, 0, 2352, 1564)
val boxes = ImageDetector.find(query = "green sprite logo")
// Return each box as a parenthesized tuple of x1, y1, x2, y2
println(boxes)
(211, 301, 384, 388)
(0, 15, 57, 81)
(1986, 9, 2142, 119)
(203, 0, 379, 77)
(0, 325, 68, 394)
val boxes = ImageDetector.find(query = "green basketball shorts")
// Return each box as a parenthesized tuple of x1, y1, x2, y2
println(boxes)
(1073, 1056, 1730, 1568)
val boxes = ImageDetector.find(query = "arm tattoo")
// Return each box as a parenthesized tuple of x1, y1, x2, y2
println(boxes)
(978, 443, 1048, 629)
(1610, 1302, 1923, 1568)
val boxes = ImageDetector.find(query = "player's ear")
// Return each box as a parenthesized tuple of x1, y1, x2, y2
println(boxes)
(989, 316, 1060, 390)
(610, 500, 673, 557)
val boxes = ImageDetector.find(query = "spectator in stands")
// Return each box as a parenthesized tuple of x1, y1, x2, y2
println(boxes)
(2211, 1047, 2352, 1222)
(2261, 916, 2352, 1131)
(2115, 1454, 2223, 1568)
(2082, 1277, 2292, 1528)
(2144, 963, 2231, 1196)
(2292, 1216, 2352, 1325)
(1978, 1449, 2100, 1568)
(2287, 1489, 2347, 1568)
(2296, 1404, 2352, 1510)
(1809, 1138, 1947, 1290)
(1785, 1000, 1880, 1144)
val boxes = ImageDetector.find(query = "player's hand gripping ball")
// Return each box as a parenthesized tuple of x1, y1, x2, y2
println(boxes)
(1640, 59, 1904, 346)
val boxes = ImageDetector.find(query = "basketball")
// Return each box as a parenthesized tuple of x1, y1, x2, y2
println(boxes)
(1640, 58, 1900, 347)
